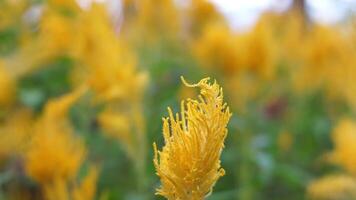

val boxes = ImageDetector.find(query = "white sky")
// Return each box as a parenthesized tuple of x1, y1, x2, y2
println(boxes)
(78, 0, 356, 30)
(209, 0, 356, 30)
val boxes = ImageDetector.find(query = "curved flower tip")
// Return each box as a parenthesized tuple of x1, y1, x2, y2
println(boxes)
(180, 76, 210, 88)
(153, 77, 231, 200)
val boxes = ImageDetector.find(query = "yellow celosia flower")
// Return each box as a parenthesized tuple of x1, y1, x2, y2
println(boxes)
(72, 167, 99, 200)
(330, 119, 356, 175)
(44, 178, 70, 200)
(133, 0, 180, 41)
(25, 88, 86, 184)
(187, 0, 225, 36)
(0, 0, 27, 29)
(97, 109, 133, 154)
(25, 126, 85, 184)
(0, 108, 33, 163)
(240, 19, 278, 80)
(153, 77, 232, 200)
(224, 74, 260, 112)
(47, 0, 80, 11)
(0, 62, 15, 107)
(45, 167, 98, 200)
(193, 24, 241, 74)
(307, 174, 356, 200)
(72, 4, 148, 103)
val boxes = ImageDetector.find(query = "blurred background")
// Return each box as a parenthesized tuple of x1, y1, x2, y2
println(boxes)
(1, 0, 356, 199)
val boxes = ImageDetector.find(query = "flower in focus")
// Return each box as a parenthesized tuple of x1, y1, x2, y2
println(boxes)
(153, 77, 231, 200)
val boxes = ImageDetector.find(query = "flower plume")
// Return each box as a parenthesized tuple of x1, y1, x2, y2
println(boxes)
(153, 76, 231, 200)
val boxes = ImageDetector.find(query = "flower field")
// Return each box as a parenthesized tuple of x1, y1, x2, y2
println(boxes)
(0, 0, 356, 199)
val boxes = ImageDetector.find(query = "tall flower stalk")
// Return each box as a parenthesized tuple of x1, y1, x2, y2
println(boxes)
(153, 77, 231, 200)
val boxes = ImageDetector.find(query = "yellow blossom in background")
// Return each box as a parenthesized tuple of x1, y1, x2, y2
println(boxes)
(224, 74, 260, 112)
(44, 166, 98, 200)
(307, 174, 356, 200)
(193, 24, 240, 74)
(133, 0, 180, 41)
(72, 4, 148, 103)
(241, 19, 278, 80)
(186, 0, 225, 36)
(47, 0, 80, 11)
(293, 25, 347, 93)
(0, 0, 28, 29)
(330, 119, 356, 175)
(0, 62, 15, 107)
(153, 77, 231, 200)
(25, 88, 86, 185)
(39, 11, 77, 56)
(72, 167, 99, 200)
(0, 108, 33, 163)
(98, 110, 133, 155)
(25, 123, 85, 185)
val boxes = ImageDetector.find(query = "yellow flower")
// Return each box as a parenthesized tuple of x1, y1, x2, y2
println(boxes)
(72, 167, 99, 200)
(25, 88, 86, 185)
(330, 119, 356, 175)
(0, 108, 33, 163)
(193, 24, 241, 74)
(307, 174, 356, 200)
(25, 125, 85, 185)
(134, 0, 180, 41)
(240, 19, 278, 80)
(0, 62, 15, 107)
(47, 0, 80, 11)
(187, 0, 225, 36)
(97, 110, 133, 155)
(44, 166, 98, 200)
(153, 77, 232, 200)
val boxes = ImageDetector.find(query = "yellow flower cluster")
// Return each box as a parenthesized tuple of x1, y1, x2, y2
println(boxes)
(330, 119, 356, 175)
(25, 89, 85, 181)
(307, 119, 356, 199)
(307, 174, 356, 200)
(24, 88, 98, 200)
(153, 77, 231, 200)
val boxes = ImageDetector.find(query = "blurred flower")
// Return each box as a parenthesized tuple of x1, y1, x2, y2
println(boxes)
(72, 167, 99, 200)
(25, 88, 86, 184)
(186, 0, 225, 36)
(98, 110, 132, 154)
(193, 24, 240, 74)
(241, 18, 278, 80)
(224, 74, 259, 112)
(72, 4, 148, 103)
(0, 62, 15, 107)
(329, 119, 356, 176)
(25, 124, 85, 184)
(0, 108, 33, 164)
(153, 77, 231, 199)
(134, 0, 180, 41)
(44, 166, 98, 200)
(307, 174, 356, 200)
(0, 0, 28, 29)
(47, 0, 80, 12)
